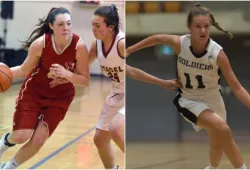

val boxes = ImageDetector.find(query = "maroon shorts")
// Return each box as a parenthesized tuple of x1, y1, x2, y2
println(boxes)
(13, 91, 74, 137)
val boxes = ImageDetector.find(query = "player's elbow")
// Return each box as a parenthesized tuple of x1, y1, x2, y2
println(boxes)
(232, 85, 243, 97)
(229, 81, 242, 95)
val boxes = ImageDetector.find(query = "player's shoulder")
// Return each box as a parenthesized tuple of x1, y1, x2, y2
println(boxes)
(28, 36, 44, 56)
(209, 38, 222, 49)
(207, 38, 223, 58)
(117, 31, 125, 38)
(180, 34, 190, 44)
(32, 36, 44, 48)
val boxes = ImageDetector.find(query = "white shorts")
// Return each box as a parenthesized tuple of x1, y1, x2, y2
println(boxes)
(96, 92, 124, 131)
(118, 106, 125, 115)
(174, 92, 226, 132)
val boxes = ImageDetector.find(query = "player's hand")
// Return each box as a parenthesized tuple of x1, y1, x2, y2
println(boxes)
(50, 64, 70, 78)
(49, 78, 69, 88)
(160, 79, 182, 90)
(176, 78, 183, 88)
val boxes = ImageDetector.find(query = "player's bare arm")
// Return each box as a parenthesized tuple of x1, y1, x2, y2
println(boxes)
(218, 50, 250, 109)
(126, 34, 181, 56)
(126, 65, 178, 90)
(50, 39, 90, 87)
(11, 36, 43, 79)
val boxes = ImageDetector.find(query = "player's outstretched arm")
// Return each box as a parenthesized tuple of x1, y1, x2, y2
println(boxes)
(126, 34, 180, 57)
(126, 65, 179, 90)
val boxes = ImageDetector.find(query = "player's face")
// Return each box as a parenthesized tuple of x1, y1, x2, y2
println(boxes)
(188, 15, 211, 43)
(50, 13, 72, 39)
(92, 15, 114, 40)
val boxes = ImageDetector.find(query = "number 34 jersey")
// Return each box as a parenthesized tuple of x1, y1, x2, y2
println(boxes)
(97, 31, 125, 93)
(177, 34, 222, 98)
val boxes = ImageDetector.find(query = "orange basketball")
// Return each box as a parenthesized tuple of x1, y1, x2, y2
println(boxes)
(0, 63, 13, 93)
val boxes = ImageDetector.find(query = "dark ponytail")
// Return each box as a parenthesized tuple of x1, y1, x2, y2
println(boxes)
(94, 4, 120, 34)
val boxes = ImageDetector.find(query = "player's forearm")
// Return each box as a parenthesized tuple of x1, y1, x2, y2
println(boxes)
(233, 87, 250, 109)
(65, 71, 89, 87)
(127, 35, 161, 54)
(127, 67, 163, 86)
(10, 66, 28, 80)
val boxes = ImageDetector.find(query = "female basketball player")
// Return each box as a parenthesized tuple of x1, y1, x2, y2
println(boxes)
(126, 3, 250, 169)
(0, 7, 89, 169)
(88, 4, 125, 169)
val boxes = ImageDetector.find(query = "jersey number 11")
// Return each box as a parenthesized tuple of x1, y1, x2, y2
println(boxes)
(184, 73, 205, 89)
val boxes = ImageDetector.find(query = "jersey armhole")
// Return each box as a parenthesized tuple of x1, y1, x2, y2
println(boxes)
(117, 37, 125, 59)
(215, 48, 223, 66)
(75, 37, 82, 50)
(40, 34, 47, 58)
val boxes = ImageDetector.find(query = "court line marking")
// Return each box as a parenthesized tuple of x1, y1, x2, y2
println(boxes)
(28, 126, 96, 169)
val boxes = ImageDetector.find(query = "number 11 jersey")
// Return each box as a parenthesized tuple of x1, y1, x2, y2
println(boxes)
(177, 34, 222, 98)
(97, 31, 125, 93)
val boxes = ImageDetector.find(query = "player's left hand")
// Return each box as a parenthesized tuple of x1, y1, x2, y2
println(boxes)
(50, 64, 70, 78)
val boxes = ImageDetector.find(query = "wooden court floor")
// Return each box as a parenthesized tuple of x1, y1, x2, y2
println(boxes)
(126, 141, 250, 169)
(0, 78, 124, 169)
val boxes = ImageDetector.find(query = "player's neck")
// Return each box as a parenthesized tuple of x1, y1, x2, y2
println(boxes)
(102, 32, 116, 49)
(190, 38, 209, 55)
(53, 34, 72, 49)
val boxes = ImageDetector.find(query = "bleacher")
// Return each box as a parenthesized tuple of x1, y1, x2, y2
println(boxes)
(126, 1, 183, 14)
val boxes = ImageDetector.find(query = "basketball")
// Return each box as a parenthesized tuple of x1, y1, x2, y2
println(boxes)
(0, 63, 13, 93)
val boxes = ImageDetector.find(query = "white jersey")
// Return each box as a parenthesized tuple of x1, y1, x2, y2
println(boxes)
(177, 34, 223, 99)
(97, 31, 125, 93)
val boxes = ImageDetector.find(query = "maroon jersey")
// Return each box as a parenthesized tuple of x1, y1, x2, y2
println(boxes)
(17, 33, 80, 102)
